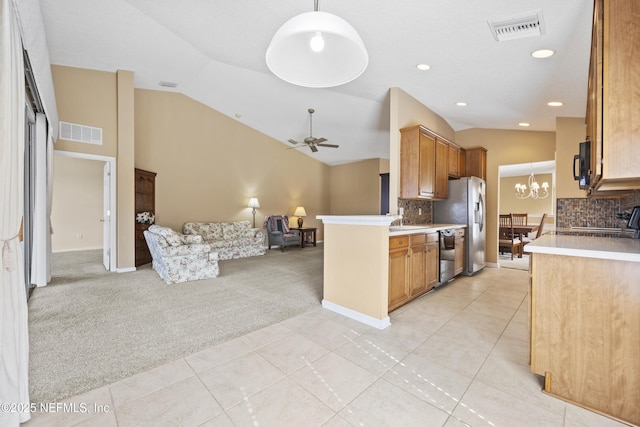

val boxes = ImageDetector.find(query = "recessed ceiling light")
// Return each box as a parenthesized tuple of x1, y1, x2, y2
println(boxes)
(531, 49, 555, 59)
(456, 102, 467, 107)
(547, 101, 564, 107)
(416, 64, 431, 71)
(518, 122, 531, 127)
(235, 113, 242, 118)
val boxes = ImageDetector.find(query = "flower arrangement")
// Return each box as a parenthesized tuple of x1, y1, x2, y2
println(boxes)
(136, 211, 155, 224)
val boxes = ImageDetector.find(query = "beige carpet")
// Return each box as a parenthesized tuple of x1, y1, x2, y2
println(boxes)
(28, 245, 323, 403)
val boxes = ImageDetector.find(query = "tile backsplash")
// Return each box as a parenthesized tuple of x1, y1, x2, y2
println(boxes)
(397, 199, 432, 225)
(556, 190, 640, 232)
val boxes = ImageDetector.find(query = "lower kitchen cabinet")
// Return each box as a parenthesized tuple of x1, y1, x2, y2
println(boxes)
(388, 236, 410, 311)
(389, 232, 439, 312)
(454, 228, 465, 276)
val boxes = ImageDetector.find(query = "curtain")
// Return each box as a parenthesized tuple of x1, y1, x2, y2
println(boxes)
(0, 0, 30, 425)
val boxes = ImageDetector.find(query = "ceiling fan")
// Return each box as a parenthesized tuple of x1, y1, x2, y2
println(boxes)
(288, 108, 339, 153)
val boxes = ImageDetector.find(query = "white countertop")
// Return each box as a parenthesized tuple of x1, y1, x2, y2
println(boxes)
(388, 223, 466, 236)
(526, 234, 640, 262)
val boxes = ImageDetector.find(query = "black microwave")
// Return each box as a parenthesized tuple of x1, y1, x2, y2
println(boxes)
(573, 140, 590, 189)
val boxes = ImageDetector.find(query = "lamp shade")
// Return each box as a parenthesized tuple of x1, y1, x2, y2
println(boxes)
(248, 198, 260, 208)
(265, 11, 368, 88)
(293, 206, 307, 217)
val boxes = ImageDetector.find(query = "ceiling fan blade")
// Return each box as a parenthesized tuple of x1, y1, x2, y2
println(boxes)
(287, 145, 307, 150)
(317, 143, 339, 148)
(310, 144, 318, 153)
(288, 139, 300, 145)
(315, 137, 327, 144)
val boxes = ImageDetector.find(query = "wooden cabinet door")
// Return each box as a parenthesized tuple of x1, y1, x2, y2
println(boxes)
(400, 126, 420, 199)
(418, 130, 436, 198)
(464, 147, 487, 181)
(434, 138, 449, 199)
(389, 237, 410, 311)
(448, 144, 460, 178)
(409, 234, 427, 297)
(426, 239, 439, 291)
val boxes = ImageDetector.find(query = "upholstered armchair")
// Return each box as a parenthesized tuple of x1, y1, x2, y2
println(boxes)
(264, 215, 301, 251)
(143, 225, 219, 284)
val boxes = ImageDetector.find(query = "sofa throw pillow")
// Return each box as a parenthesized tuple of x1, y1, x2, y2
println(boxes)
(150, 225, 183, 247)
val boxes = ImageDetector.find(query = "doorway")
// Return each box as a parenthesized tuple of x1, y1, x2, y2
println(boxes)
(52, 151, 116, 272)
(497, 160, 555, 268)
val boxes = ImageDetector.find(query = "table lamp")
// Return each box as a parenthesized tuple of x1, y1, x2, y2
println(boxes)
(293, 206, 307, 228)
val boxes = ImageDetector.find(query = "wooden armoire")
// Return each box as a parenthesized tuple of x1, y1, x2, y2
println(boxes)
(135, 168, 156, 266)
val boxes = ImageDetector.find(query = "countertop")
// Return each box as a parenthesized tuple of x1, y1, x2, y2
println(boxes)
(525, 233, 640, 262)
(388, 223, 466, 236)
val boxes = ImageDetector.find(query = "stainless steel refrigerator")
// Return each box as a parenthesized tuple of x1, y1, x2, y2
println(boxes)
(433, 176, 486, 275)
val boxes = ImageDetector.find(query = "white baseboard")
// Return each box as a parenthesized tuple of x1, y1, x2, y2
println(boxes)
(117, 267, 136, 273)
(322, 300, 391, 330)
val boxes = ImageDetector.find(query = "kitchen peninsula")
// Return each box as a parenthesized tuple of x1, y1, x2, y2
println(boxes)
(526, 234, 640, 426)
(317, 215, 465, 329)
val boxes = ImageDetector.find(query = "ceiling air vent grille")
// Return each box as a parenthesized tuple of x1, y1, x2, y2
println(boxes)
(488, 10, 545, 42)
(59, 121, 103, 145)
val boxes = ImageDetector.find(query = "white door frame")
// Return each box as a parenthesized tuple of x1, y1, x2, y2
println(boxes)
(54, 150, 117, 272)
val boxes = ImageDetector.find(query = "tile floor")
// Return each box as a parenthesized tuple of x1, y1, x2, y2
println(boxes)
(24, 267, 628, 427)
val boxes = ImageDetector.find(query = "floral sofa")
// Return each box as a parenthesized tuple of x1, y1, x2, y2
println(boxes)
(143, 225, 219, 284)
(182, 221, 265, 260)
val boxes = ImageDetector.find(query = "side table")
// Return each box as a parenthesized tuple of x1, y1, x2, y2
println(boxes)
(292, 227, 317, 248)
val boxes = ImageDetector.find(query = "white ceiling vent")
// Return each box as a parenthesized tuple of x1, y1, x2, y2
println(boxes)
(488, 10, 545, 42)
(59, 121, 103, 145)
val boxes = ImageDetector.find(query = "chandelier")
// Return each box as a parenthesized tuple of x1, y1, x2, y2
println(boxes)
(265, 0, 368, 88)
(515, 172, 549, 199)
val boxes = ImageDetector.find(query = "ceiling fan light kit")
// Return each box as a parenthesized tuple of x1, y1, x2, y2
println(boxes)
(265, 1, 368, 88)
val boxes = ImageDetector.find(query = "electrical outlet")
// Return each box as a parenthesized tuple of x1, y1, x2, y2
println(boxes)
(77, 233, 83, 240)
(419, 208, 422, 215)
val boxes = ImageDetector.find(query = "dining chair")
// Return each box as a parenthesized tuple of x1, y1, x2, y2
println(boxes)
(523, 213, 547, 249)
(499, 214, 523, 260)
(511, 213, 528, 238)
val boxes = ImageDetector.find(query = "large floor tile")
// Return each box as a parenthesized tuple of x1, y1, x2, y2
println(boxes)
(290, 352, 378, 411)
(185, 336, 252, 374)
(383, 353, 474, 413)
(563, 402, 630, 427)
(257, 332, 329, 374)
(452, 380, 563, 427)
(225, 378, 334, 427)
(339, 379, 450, 427)
(432, 319, 501, 355)
(412, 334, 490, 378)
(334, 332, 406, 377)
(198, 352, 285, 409)
(110, 359, 194, 407)
(115, 376, 223, 427)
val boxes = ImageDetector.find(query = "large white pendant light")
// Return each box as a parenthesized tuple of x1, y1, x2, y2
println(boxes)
(265, 0, 368, 88)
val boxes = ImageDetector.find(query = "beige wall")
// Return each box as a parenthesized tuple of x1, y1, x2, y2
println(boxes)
(556, 117, 587, 199)
(330, 159, 385, 215)
(500, 174, 554, 217)
(389, 87, 455, 214)
(51, 155, 103, 252)
(52, 66, 118, 157)
(134, 89, 331, 237)
(456, 128, 556, 264)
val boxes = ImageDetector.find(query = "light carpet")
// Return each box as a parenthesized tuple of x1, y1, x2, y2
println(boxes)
(28, 245, 323, 403)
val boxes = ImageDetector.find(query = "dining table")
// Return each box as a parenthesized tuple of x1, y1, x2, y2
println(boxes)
(512, 224, 538, 237)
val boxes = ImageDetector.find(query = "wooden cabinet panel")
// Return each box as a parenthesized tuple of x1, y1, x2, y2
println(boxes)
(400, 125, 449, 200)
(426, 237, 439, 291)
(454, 229, 465, 276)
(458, 148, 466, 178)
(587, 0, 640, 192)
(409, 235, 427, 297)
(135, 168, 157, 267)
(388, 237, 410, 311)
(448, 143, 460, 178)
(435, 138, 449, 199)
(463, 147, 487, 181)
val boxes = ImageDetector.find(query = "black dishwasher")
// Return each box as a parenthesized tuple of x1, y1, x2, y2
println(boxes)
(438, 229, 456, 286)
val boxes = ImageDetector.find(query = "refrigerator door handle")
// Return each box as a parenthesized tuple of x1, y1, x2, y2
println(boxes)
(476, 193, 485, 231)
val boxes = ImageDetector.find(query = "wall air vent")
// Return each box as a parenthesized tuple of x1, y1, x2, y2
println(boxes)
(488, 10, 545, 42)
(59, 121, 103, 145)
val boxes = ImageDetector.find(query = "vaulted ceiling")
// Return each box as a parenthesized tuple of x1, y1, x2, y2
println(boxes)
(39, 0, 593, 165)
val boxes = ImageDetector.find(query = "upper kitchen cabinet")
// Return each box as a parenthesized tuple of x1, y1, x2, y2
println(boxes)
(400, 125, 448, 200)
(463, 147, 487, 181)
(586, 0, 640, 193)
